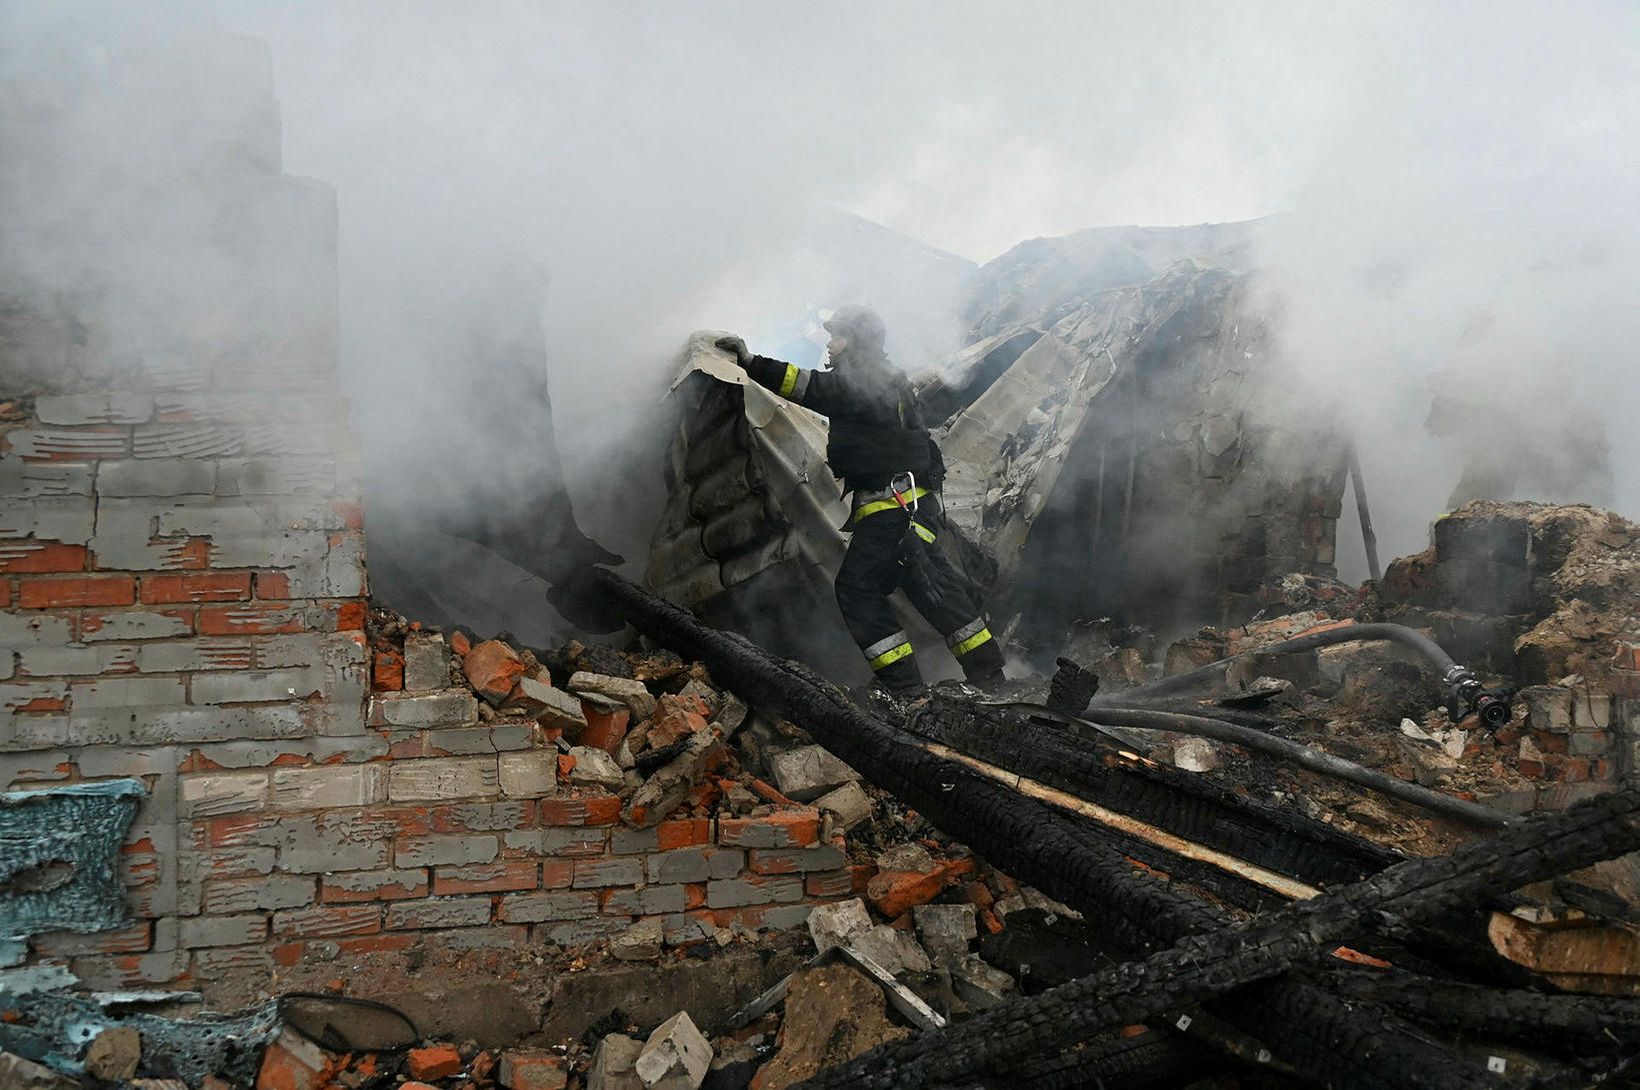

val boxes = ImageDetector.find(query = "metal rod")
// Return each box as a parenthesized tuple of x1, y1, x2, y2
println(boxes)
(1347, 442, 1382, 582)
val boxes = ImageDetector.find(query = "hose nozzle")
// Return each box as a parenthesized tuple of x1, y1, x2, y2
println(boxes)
(1442, 665, 1512, 730)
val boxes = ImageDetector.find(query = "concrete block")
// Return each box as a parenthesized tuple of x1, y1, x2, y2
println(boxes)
(538, 915, 634, 947)
(192, 667, 324, 705)
(850, 923, 931, 976)
(568, 746, 624, 790)
(1521, 686, 1574, 733)
(369, 690, 479, 729)
(913, 902, 978, 966)
(589, 1033, 644, 1090)
(568, 672, 656, 721)
(499, 751, 557, 798)
(706, 875, 802, 909)
(389, 756, 500, 801)
(270, 764, 387, 810)
(1574, 690, 1612, 730)
(180, 771, 270, 817)
(498, 890, 600, 923)
(133, 638, 253, 673)
(512, 677, 588, 732)
(636, 1011, 713, 1090)
(386, 896, 493, 929)
(611, 917, 665, 963)
(813, 781, 873, 831)
(272, 904, 382, 938)
(4, 427, 127, 461)
(178, 913, 269, 949)
(573, 858, 644, 888)
(98, 458, 216, 496)
(35, 393, 154, 425)
(403, 633, 449, 691)
(768, 745, 859, 802)
(396, 834, 499, 868)
(952, 954, 1017, 1009)
(748, 844, 847, 874)
(610, 827, 660, 854)
(320, 869, 429, 901)
(807, 898, 872, 955)
(67, 703, 312, 748)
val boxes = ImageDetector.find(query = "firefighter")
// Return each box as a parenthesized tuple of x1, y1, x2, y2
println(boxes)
(716, 307, 1005, 696)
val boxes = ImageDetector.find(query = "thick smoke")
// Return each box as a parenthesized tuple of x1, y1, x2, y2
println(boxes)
(5, 1, 1635, 614)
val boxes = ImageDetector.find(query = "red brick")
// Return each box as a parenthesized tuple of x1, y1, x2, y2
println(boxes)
(498, 1050, 567, 1090)
(198, 604, 306, 635)
(34, 920, 152, 956)
(408, 1046, 463, 1081)
(0, 541, 87, 573)
(335, 601, 367, 631)
(866, 868, 947, 919)
(450, 631, 473, 656)
(0, 580, 10, 607)
(372, 651, 405, 691)
(319, 871, 428, 903)
(1530, 730, 1569, 755)
(648, 693, 709, 749)
(538, 794, 622, 827)
(140, 571, 252, 604)
(275, 904, 381, 938)
(657, 818, 712, 851)
(464, 639, 525, 704)
(540, 860, 576, 889)
(82, 608, 191, 637)
(805, 870, 855, 898)
(256, 571, 293, 599)
(434, 861, 539, 895)
(19, 574, 134, 608)
(978, 907, 1004, 934)
(718, 810, 820, 848)
(159, 537, 213, 571)
(1517, 759, 1544, 778)
(255, 1034, 324, 1090)
(1592, 758, 1614, 780)
(579, 704, 630, 755)
(332, 502, 365, 531)
(335, 933, 417, 956)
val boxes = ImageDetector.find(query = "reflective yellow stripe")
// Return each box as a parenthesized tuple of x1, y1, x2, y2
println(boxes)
(910, 521, 935, 543)
(778, 364, 800, 398)
(950, 627, 994, 657)
(868, 642, 915, 671)
(854, 487, 928, 522)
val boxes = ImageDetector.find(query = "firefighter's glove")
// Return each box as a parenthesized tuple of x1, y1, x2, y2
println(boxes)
(715, 335, 752, 368)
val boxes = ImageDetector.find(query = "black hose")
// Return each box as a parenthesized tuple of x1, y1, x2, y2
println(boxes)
(1014, 701, 1512, 828)
(1091, 622, 1511, 728)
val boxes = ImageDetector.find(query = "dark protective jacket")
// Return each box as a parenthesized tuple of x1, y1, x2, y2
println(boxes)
(742, 352, 941, 492)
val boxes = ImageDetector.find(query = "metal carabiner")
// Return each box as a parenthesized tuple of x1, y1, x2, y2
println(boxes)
(891, 471, 919, 514)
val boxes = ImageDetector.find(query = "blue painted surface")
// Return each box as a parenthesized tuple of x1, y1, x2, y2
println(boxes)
(0, 778, 145, 939)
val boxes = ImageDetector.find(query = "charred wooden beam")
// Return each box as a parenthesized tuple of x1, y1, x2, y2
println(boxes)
(799, 783, 1640, 1088)
(595, 571, 1582, 1089)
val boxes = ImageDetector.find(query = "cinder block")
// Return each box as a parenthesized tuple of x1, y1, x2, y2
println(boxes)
(395, 834, 499, 868)
(498, 751, 557, 799)
(369, 690, 479, 729)
(178, 913, 269, 949)
(0, 613, 74, 648)
(98, 458, 216, 496)
(389, 756, 500, 802)
(35, 393, 154, 425)
(385, 896, 492, 929)
(270, 764, 387, 810)
(497, 890, 600, 923)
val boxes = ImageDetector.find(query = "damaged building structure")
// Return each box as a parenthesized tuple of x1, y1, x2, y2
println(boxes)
(4, 25, 1640, 1090)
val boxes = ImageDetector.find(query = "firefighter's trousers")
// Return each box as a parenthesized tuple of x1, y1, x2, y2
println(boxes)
(835, 496, 1004, 693)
